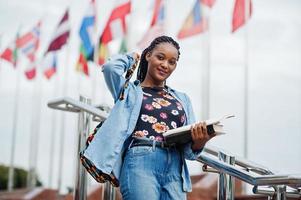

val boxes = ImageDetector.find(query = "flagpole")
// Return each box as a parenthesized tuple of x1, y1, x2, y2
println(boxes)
(57, 40, 71, 194)
(91, 0, 99, 104)
(201, 4, 211, 121)
(27, 60, 43, 189)
(48, 71, 59, 188)
(8, 27, 21, 192)
(243, 0, 250, 159)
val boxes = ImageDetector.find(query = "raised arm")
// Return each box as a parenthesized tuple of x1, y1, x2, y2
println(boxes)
(102, 53, 136, 102)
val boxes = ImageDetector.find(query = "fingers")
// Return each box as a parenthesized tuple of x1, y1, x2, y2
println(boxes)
(133, 52, 140, 60)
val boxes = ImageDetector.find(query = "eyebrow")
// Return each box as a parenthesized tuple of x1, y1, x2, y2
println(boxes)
(156, 52, 177, 60)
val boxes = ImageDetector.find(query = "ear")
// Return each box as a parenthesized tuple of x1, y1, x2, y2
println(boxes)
(145, 51, 151, 62)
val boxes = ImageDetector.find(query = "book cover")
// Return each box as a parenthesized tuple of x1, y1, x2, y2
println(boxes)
(163, 115, 234, 145)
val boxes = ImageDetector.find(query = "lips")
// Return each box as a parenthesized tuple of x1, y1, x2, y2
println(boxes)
(157, 68, 168, 76)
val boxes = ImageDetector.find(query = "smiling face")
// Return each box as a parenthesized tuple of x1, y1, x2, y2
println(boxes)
(143, 42, 179, 87)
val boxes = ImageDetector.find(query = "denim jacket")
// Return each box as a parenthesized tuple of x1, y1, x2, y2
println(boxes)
(83, 53, 203, 192)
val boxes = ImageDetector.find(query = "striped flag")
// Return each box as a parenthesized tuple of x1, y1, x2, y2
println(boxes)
(232, 0, 252, 33)
(177, 0, 215, 39)
(43, 53, 57, 79)
(76, 0, 96, 76)
(98, 36, 109, 65)
(98, 0, 131, 65)
(137, 0, 165, 49)
(17, 22, 41, 79)
(17, 22, 41, 62)
(46, 10, 70, 53)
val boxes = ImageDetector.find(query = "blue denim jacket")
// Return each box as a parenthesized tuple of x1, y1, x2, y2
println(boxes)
(83, 53, 203, 192)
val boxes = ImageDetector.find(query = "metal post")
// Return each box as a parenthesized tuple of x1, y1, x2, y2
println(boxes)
(103, 182, 116, 200)
(275, 185, 287, 200)
(74, 96, 91, 200)
(218, 151, 235, 200)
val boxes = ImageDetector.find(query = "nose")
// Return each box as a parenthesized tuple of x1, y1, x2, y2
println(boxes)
(160, 60, 168, 69)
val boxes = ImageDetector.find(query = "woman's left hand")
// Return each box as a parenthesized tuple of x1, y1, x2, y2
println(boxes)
(190, 122, 215, 151)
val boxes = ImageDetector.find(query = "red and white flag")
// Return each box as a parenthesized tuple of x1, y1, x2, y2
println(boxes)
(202, 0, 216, 8)
(46, 10, 70, 53)
(232, 0, 252, 32)
(17, 21, 41, 62)
(137, 0, 165, 49)
(101, 0, 131, 44)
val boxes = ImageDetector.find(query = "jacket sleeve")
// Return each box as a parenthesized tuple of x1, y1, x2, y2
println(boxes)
(182, 94, 204, 160)
(102, 53, 135, 102)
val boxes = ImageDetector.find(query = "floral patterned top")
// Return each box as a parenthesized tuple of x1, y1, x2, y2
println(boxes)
(132, 86, 186, 142)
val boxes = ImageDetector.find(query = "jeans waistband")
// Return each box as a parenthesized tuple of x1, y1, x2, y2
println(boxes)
(130, 139, 176, 149)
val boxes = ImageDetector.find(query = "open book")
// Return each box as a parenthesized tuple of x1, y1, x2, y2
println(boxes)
(163, 114, 235, 145)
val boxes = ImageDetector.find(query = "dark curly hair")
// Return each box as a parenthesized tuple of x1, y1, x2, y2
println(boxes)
(136, 35, 180, 82)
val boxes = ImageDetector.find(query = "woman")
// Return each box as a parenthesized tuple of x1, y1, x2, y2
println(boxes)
(83, 36, 215, 199)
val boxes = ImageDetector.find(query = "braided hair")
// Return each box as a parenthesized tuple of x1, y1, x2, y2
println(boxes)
(136, 35, 180, 82)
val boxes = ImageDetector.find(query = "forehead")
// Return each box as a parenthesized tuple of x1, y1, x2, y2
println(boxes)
(152, 42, 178, 58)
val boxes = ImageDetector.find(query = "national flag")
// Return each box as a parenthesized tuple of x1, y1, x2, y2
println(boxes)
(25, 65, 36, 80)
(137, 0, 165, 49)
(46, 10, 70, 53)
(232, 0, 252, 33)
(177, 0, 208, 39)
(102, 0, 131, 44)
(43, 53, 57, 79)
(98, 36, 109, 65)
(76, 0, 96, 76)
(17, 21, 41, 62)
(119, 37, 127, 54)
(0, 32, 19, 67)
(202, 0, 216, 8)
(97, 0, 131, 65)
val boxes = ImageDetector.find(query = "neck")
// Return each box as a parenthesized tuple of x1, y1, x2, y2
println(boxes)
(141, 79, 164, 88)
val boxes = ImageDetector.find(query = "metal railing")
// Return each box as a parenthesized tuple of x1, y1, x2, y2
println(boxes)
(48, 97, 113, 200)
(48, 97, 301, 200)
(199, 146, 301, 200)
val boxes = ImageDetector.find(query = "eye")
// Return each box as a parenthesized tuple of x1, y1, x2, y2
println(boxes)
(169, 60, 176, 66)
(157, 55, 164, 60)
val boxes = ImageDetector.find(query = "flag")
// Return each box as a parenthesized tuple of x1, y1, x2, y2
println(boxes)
(17, 21, 41, 62)
(119, 37, 127, 54)
(76, 0, 96, 76)
(98, 36, 110, 65)
(177, 0, 209, 39)
(0, 32, 19, 67)
(98, 0, 131, 65)
(102, 0, 131, 44)
(202, 0, 216, 8)
(43, 53, 57, 79)
(137, 0, 165, 49)
(25, 65, 36, 80)
(232, 0, 252, 33)
(16, 22, 41, 79)
(46, 10, 70, 53)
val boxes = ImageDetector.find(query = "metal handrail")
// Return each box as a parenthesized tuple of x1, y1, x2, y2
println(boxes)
(48, 97, 109, 121)
(47, 97, 113, 200)
(199, 147, 301, 187)
(199, 147, 301, 199)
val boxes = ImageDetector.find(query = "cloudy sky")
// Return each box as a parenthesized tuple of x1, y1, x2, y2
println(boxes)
(0, 0, 300, 194)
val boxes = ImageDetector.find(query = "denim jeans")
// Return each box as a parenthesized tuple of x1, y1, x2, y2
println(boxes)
(120, 143, 187, 200)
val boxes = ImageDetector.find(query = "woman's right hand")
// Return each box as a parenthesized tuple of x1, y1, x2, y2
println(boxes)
(132, 52, 140, 61)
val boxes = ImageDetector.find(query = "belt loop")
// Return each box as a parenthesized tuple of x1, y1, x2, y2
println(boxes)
(152, 140, 156, 151)
(128, 139, 134, 150)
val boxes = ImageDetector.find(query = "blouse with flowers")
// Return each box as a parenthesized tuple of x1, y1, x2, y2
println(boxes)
(132, 86, 186, 142)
